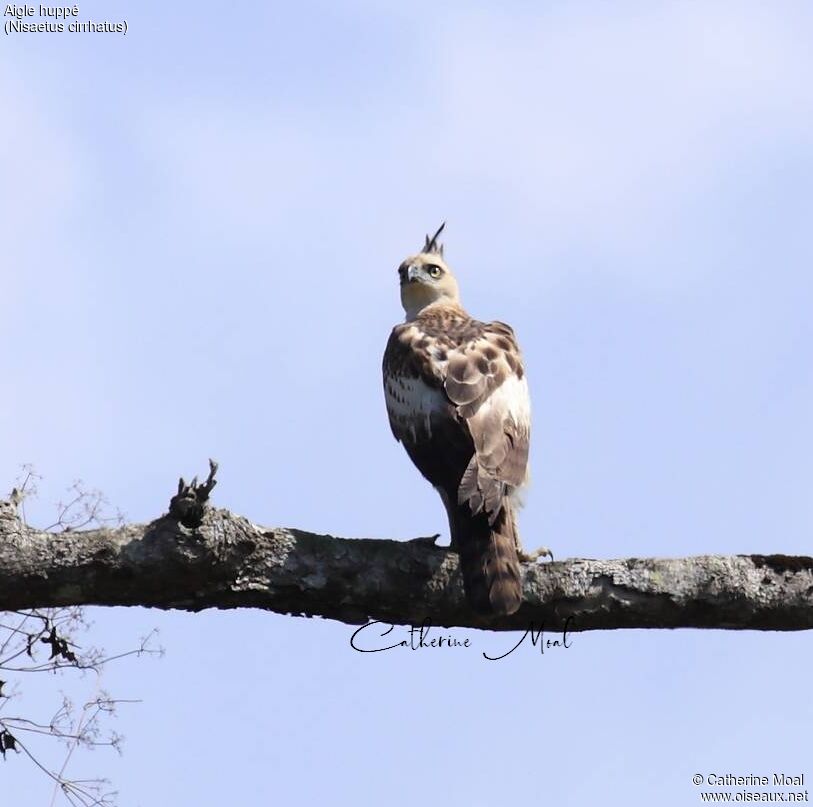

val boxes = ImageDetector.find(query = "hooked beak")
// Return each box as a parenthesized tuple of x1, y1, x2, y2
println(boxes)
(407, 265, 422, 283)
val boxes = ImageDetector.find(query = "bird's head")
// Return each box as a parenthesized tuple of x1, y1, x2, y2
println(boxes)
(397, 223, 460, 319)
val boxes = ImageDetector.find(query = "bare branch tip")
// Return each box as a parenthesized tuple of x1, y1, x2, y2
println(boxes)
(167, 461, 219, 529)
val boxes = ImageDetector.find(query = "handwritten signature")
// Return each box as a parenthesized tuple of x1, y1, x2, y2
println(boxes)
(350, 617, 574, 660)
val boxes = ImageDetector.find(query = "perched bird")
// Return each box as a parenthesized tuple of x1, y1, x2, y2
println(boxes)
(383, 224, 548, 616)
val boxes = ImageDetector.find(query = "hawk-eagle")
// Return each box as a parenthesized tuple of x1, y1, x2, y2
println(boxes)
(382, 224, 548, 616)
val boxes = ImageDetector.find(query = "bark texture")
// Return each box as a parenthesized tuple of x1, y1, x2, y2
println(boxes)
(2, 489, 812, 632)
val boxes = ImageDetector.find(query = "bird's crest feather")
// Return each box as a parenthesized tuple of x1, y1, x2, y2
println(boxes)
(423, 222, 446, 256)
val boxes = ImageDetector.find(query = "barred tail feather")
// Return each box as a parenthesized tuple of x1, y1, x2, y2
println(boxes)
(451, 501, 522, 616)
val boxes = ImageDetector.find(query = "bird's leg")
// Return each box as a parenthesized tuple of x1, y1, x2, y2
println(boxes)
(515, 534, 553, 563)
(518, 547, 554, 562)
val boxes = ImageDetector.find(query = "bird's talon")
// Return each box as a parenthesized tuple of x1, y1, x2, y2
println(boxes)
(519, 547, 554, 563)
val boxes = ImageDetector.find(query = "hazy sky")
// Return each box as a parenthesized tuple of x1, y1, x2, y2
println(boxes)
(2, 1, 812, 805)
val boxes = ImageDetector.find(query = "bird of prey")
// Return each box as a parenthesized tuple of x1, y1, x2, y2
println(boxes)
(382, 224, 548, 616)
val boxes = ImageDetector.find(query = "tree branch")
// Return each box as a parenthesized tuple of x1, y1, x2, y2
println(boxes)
(1, 483, 812, 631)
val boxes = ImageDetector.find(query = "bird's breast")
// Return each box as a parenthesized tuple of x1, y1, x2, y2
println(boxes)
(384, 374, 450, 441)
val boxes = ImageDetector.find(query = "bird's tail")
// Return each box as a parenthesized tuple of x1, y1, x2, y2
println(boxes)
(450, 500, 522, 616)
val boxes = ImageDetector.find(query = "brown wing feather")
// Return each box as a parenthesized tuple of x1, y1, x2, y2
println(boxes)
(444, 321, 530, 522)
(382, 308, 529, 617)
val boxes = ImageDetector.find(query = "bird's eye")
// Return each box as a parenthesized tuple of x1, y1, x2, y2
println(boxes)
(427, 265, 442, 278)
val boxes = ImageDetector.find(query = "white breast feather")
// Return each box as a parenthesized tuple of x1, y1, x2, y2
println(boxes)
(385, 375, 447, 441)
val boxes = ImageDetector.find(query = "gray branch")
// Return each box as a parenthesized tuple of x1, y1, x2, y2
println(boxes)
(1, 485, 812, 632)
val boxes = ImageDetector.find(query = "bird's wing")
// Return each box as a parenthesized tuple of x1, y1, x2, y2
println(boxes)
(443, 321, 531, 520)
(382, 323, 448, 444)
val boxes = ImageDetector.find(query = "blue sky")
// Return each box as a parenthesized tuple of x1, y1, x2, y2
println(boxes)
(2, 1, 812, 804)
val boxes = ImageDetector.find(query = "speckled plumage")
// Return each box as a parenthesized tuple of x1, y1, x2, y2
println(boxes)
(382, 228, 531, 616)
